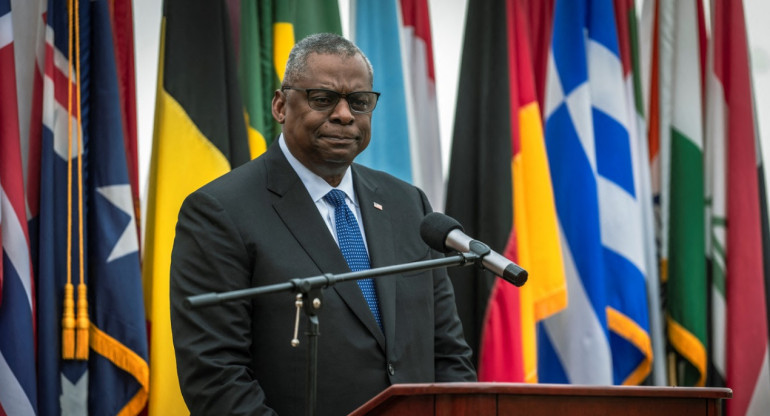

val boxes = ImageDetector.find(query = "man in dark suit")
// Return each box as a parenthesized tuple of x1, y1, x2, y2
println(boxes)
(170, 33, 476, 415)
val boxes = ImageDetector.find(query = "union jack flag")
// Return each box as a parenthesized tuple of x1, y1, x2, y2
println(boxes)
(1, 0, 38, 414)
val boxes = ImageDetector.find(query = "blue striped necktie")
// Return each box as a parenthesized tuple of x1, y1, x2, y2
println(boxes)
(324, 189, 382, 330)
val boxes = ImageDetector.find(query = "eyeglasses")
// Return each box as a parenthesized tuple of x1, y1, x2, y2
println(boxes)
(281, 87, 381, 114)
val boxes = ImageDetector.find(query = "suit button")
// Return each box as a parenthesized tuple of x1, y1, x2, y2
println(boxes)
(387, 363, 395, 376)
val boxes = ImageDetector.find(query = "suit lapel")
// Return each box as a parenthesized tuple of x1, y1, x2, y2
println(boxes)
(266, 147, 386, 349)
(353, 166, 397, 350)
(266, 146, 347, 275)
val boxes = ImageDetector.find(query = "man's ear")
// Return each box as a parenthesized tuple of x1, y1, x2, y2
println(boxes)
(272, 90, 286, 124)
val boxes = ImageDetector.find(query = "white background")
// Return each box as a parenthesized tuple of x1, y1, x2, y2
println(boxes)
(133, 0, 770, 219)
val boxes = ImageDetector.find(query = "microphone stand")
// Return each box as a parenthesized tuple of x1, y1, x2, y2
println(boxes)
(185, 248, 488, 416)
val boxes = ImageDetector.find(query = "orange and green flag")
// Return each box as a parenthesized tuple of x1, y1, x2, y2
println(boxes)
(656, 0, 708, 387)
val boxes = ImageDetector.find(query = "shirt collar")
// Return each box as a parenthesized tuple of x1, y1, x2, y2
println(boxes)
(278, 134, 358, 206)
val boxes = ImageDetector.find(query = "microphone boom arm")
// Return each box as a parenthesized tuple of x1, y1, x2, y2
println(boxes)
(185, 250, 483, 308)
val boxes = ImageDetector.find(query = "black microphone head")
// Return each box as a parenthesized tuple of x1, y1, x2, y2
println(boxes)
(420, 212, 463, 253)
(502, 263, 528, 287)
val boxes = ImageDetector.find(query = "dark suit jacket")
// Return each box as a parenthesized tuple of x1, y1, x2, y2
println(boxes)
(170, 143, 476, 416)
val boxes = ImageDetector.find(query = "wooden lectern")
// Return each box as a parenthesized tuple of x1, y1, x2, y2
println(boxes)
(349, 383, 732, 416)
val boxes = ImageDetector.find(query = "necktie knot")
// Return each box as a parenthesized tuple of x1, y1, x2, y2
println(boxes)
(324, 189, 347, 208)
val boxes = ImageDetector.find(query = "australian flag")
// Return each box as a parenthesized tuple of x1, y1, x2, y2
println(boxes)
(32, 0, 149, 414)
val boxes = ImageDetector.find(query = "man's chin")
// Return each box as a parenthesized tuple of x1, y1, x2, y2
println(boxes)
(321, 156, 355, 167)
(320, 147, 361, 164)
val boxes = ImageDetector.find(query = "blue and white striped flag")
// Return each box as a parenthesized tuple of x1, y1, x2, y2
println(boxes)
(539, 0, 653, 385)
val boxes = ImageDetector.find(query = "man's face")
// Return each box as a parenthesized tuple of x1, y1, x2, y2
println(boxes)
(272, 53, 373, 183)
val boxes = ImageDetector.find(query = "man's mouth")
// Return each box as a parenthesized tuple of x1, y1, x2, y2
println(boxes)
(320, 134, 357, 143)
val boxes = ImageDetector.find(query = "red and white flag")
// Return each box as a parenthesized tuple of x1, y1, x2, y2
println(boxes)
(707, 0, 770, 414)
(0, 1, 38, 414)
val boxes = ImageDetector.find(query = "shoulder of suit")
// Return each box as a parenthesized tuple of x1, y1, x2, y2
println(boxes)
(352, 162, 414, 188)
(193, 155, 267, 197)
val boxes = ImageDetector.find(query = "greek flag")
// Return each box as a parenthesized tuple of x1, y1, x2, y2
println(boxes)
(539, 0, 652, 385)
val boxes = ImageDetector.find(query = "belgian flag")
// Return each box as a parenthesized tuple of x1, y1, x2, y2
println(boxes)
(143, 0, 250, 413)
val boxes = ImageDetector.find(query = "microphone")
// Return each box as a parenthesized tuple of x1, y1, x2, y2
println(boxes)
(420, 212, 528, 287)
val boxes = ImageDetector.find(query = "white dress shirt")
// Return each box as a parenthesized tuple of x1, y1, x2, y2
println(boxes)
(278, 134, 370, 253)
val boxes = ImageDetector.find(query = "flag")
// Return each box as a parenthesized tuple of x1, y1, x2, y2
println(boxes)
(236, 0, 341, 159)
(657, 0, 708, 387)
(613, 0, 665, 386)
(522, 0, 554, 112)
(0, 0, 38, 413)
(17, 0, 46, 262)
(144, 0, 251, 413)
(444, 0, 515, 362)
(32, 0, 149, 414)
(398, 0, 443, 210)
(708, 0, 770, 413)
(705, 0, 727, 390)
(108, 0, 141, 238)
(540, 0, 652, 385)
(30, 1, 149, 414)
(643, 0, 661, 238)
(87, 1, 150, 413)
(237, 0, 274, 158)
(8, 0, 43, 201)
(353, 0, 444, 209)
(477, 0, 565, 384)
(34, 0, 90, 411)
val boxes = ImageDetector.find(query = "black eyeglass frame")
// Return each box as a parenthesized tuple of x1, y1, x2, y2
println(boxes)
(281, 86, 381, 114)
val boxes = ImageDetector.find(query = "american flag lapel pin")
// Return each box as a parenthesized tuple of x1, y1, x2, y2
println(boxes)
(373, 202, 383, 210)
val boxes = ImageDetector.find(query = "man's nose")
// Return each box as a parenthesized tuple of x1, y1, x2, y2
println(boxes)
(329, 97, 355, 124)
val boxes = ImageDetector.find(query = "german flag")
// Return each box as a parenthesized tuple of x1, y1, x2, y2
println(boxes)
(143, 0, 250, 413)
(445, 0, 565, 381)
